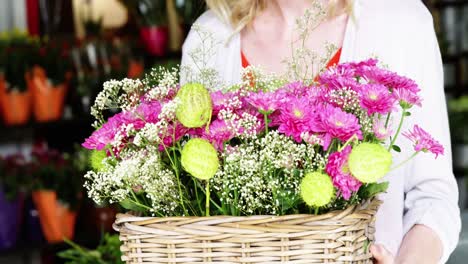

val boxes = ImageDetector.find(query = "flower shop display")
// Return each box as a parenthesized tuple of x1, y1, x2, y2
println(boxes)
(82, 53, 444, 262)
(30, 143, 82, 243)
(28, 40, 72, 122)
(0, 154, 28, 250)
(119, 0, 169, 56)
(0, 31, 38, 126)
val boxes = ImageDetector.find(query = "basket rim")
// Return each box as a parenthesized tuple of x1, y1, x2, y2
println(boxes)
(113, 198, 381, 231)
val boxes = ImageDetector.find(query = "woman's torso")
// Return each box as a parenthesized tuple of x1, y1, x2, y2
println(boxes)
(180, 0, 456, 258)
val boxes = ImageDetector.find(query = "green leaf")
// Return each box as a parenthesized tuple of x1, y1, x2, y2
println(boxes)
(364, 239, 371, 253)
(404, 112, 412, 117)
(119, 199, 148, 212)
(392, 145, 401, 152)
(358, 182, 389, 199)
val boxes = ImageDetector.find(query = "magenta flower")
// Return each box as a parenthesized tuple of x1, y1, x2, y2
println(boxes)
(393, 88, 422, 108)
(362, 68, 420, 94)
(246, 91, 281, 114)
(274, 97, 317, 142)
(203, 119, 235, 150)
(347, 58, 379, 76)
(315, 104, 362, 149)
(325, 146, 362, 200)
(402, 125, 444, 158)
(82, 112, 135, 150)
(318, 67, 359, 91)
(159, 122, 188, 151)
(135, 101, 162, 124)
(373, 117, 393, 141)
(282, 81, 309, 97)
(359, 84, 395, 115)
(211, 91, 243, 115)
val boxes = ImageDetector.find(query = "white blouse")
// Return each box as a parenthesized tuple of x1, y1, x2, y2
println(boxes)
(181, 0, 461, 262)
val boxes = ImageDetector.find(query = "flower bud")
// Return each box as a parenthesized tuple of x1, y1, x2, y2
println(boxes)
(300, 171, 334, 207)
(181, 138, 219, 180)
(176, 83, 212, 128)
(348, 143, 392, 183)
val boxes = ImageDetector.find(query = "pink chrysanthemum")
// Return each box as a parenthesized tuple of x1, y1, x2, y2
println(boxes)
(159, 122, 188, 151)
(359, 84, 396, 115)
(362, 68, 420, 94)
(246, 91, 281, 114)
(82, 112, 131, 150)
(135, 101, 162, 124)
(372, 117, 393, 141)
(211, 91, 229, 115)
(274, 97, 317, 142)
(318, 67, 359, 91)
(282, 81, 309, 97)
(402, 125, 444, 158)
(203, 119, 235, 150)
(347, 58, 379, 76)
(325, 145, 362, 200)
(393, 88, 422, 109)
(314, 104, 362, 149)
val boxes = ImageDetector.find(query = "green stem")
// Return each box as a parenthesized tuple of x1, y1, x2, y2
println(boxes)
(390, 151, 420, 171)
(194, 179, 224, 213)
(163, 145, 187, 215)
(326, 139, 335, 156)
(384, 113, 391, 128)
(175, 168, 187, 215)
(264, 113, 269, 134)
(339, 134, 358, 152)
(388, 110, 406, 151)
(205, 181, 211, 217)
(193, 178, 203, 215)
(130, 199, 153, 211)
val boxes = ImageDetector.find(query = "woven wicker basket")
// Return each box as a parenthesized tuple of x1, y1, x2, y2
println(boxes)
(114, 199, 381, 264)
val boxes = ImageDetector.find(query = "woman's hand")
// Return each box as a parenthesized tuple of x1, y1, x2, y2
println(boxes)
(371, 244, 395, 264)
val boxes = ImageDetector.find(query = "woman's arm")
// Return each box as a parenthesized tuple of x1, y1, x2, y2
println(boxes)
(372, 224, 442, 264)
(372, 2, 461, 263)
(396, 225, 443, 263)
(400, 6, 460, 262)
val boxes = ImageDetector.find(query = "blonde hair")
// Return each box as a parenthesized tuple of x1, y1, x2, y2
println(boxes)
(206, 0, 353, 32)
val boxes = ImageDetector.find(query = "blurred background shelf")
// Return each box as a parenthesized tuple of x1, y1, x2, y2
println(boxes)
(433, 0, 468, 8)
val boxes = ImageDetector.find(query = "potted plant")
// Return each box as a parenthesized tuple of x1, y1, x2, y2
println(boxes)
(30, 143, 81, 243)
(57, 233, 123, 264)
(0, 154, 28, 250)
(0, 31, 37, 126)
(119, 0, 169, 56)
(27, 39, 72, 122)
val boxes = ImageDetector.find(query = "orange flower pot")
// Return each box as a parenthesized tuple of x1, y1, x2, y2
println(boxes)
(0, 75, 32, 126)
(32, 190, 77, 243)
(27, 66, 68, 123)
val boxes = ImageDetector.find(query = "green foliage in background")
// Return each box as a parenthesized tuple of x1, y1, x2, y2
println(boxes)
(58, 234, 123, 264)
(0, 30, 40, 92)
(448, 96, 468, 144)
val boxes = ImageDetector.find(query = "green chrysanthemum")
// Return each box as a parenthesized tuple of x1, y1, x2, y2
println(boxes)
(181, 138, 219, 180)
(348, 143, 392, 183)
(176, 83, 212, 128)
(90, 150, 107, 172)
(300, 172, 334, 207)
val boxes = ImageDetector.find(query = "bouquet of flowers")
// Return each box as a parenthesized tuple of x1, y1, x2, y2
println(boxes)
(82, 57, 443, 262)
(82, 59, 443, 218)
